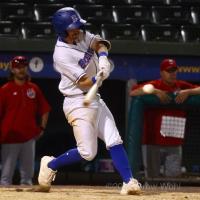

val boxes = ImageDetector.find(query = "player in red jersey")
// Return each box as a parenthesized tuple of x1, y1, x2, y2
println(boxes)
(130, 58, 200, 178)
(0, 56, 51, 186)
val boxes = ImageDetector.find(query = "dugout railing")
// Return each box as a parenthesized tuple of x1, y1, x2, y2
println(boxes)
(126, 94, 200, 181)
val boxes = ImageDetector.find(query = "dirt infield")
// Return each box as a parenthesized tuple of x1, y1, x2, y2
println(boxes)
(0, 185, 199, 200)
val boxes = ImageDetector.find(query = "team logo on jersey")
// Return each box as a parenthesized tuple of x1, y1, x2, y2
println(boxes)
(27, 88, 36, 99)
(78, 48, 94, 69)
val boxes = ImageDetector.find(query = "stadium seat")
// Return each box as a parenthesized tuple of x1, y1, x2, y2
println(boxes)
(178, 0, 200, 6)
(93, 0, 132, 5)
(33, 0, 69, 3)
(34, 3, 65, 22)
(165, 0, 180, 5)
(113, 5, 152, 27)
(191, 7, 200, 24)
(74, 5, 114, 26)
(0, 0, 34, 3)
(152, 5, 192, 25)
(130, 0, 169, 6)
(85, 23, 101, 36)
(21, 22, 55, 39)
(101, 23, 139, 40)
(56, 0, 96, 5)
(0, 21, 21, 38)
(0, 3, 34, 23)
(141, 24, 181, 42)
(181, 25, 200, 43)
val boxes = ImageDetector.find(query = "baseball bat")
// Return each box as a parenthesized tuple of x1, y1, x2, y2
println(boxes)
(83, 72, 104, 106)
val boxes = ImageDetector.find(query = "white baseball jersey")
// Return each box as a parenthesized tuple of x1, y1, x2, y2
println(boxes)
(53, 31, 122, 160)
(53, 31, 101, 96)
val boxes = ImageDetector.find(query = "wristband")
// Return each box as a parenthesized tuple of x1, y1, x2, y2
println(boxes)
(91, 76, 96, 84)
(98, 52, 108, 57)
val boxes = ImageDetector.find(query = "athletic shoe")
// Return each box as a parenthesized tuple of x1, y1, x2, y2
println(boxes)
(38, 156, 57, 188)
(120, 178, 141, 195)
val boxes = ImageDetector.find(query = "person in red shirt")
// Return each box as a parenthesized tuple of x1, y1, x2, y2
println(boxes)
(129, 58, 200, 178)
(0, 56, 51, 186)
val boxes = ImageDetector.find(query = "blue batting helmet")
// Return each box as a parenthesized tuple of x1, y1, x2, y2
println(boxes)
(52, 7, 86, 39)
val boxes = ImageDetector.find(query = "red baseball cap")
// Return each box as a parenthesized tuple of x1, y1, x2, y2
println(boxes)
(160, 59, 178, 72)
(11, 56, 28, 69)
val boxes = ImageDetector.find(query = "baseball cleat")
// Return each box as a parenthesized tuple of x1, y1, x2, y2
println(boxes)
(38, 156, 57, 189)
(120, 178, 142, 195)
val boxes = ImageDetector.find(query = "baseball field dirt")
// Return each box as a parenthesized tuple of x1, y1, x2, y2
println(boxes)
(0, 185, 199, 200)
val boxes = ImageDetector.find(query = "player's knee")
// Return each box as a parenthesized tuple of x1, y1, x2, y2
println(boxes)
(83, 153, 96, 161)
(78, 148, 97, 161)
(81, 151, 97, 161)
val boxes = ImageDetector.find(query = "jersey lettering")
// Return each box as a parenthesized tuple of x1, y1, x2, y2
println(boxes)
(78, 48, 94, 69)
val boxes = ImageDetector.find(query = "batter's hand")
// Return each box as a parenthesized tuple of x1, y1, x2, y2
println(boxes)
(175, 90, 190, 104)
(94, 71, 104, 87)
(99, 56, 110, 79)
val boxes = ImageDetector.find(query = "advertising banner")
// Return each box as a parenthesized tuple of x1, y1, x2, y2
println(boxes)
(1, 53, 200, 81)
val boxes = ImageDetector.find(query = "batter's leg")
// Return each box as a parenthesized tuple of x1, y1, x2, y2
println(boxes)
(109, 144, 133, 183)
(97, 100, 141, 194)
(48, 148, 83, 170)
(47, 119, 98, 171)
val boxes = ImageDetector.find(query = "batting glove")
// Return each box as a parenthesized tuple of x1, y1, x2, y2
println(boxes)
(98, 53, 111, 79)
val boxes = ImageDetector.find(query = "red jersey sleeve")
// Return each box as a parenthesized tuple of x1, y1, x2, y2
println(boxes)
(177, 80, 199, 89)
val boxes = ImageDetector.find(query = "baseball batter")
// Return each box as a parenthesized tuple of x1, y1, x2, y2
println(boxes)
(38, 7, 141, 195)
